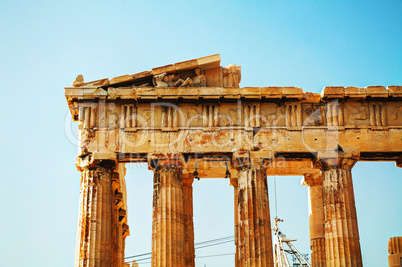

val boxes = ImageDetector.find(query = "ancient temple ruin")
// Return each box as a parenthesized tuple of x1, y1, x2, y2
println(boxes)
(65, 54, 402, 267)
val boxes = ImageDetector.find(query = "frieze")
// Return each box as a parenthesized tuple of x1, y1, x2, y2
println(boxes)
(76, 100, 402, 133)
(344, 103, 370, 127)
(388, 102, 402, 126)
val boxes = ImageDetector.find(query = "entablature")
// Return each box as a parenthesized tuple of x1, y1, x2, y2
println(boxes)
(66, 55, 402, 170)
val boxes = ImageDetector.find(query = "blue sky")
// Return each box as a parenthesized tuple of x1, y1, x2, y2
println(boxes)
(0, 0, 401, 266)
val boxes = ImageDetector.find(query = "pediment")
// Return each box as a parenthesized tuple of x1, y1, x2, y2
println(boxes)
(71, 54, 241, 88)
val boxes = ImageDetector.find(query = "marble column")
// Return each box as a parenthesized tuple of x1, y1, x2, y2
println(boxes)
(183, 176, 195, 267)
(235, 164, 274, 267)
(315, 151, 362, 267)
(389, 161, 402, 266)
(302, 172, 326, 267)
(150, 154, 186, 267)
(109, 164, 130, 267)
(229, 177, 239, 267)
(74, 156, 117, 267)
(388, 236, 402, 267)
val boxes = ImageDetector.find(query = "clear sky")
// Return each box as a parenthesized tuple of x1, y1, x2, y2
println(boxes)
(0, 0, 401, 266)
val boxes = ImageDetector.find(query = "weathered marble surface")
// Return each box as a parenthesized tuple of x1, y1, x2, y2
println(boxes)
(66, 54, 402, 267)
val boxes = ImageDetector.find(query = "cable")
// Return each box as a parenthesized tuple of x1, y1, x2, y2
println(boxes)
(194, 235, 234, 246)
(274, 175, 278, 218)
(196, 252, 235, 259)
(127, 242, 235, 264)
(133, 256, 152, 262)
(125, 235, 235, 260)
(126, 253, 236, 264)
(125, 252, 151, 259)
(194, 239, 234, 249)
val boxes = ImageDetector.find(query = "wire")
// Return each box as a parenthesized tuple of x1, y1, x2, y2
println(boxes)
(125, 235, 235, 260)
(125, 253, 236, 264)
(125, 252, 151, 259)
(274, 175, 278, 218)
(194, 235, 234, 246)
(194, 239, 234, 249)
(196, 252, 235, 259)
(134, 256, 152, 262)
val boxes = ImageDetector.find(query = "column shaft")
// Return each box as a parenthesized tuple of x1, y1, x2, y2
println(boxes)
(311, 238, 326, 267)
(231, 180, 239, 267)
(303, 172, 326, 267)
(111, 207, 125, 267)
(183, 178, 195, 267)
(309, 181, 326, 267)
(236, 166, 273, 267)
(151, 168, 185, 267)
(75, 166, 114, 267)
(321, 166, 362, 266)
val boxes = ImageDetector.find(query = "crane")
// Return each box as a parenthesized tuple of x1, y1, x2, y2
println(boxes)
(272, 218, 311, 267)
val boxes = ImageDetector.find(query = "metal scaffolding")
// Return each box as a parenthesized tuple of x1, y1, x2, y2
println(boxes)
(272, 218, 311, 267)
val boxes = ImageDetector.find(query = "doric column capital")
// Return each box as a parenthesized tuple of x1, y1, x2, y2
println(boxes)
(314, 150, 360, 171)
(229, 177, 238, 187)
(75, 152, 118, 171)
(232, 151, 272, 170)
(147, 152, 185, 170)
(396, 155, 402, 168)
(301, 170, 322, 187)
(182, 176, 194, 186)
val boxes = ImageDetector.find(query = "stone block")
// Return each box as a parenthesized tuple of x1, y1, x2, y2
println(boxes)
(366, 86, 388, 98)
(303, 92, 321, 102)
(136, 87, 157, 99)
(158, 88, 179, 99)
(77, 78, 110, 87)
(220, 87, 240, 99)
(261, 87, 282, 98)
(321, 86, 345, 98)
(388, 86, 402, 97)
(175, 59, 198, 72)
(241, 87, 261, 98)
(113, 88, 137, 100)
(152, 64, 175, 75)
(282, 86, 303, 98)
(197, 54, 221, 70)
(345, 86, 367, 98)
(110, 74, 133, 85)
(65, 88, 84, 98)
(130, 70, 153, 81)
(178, 87, 199, 99)
(199, 87, 220, 99)
(204, 66, 223, 87)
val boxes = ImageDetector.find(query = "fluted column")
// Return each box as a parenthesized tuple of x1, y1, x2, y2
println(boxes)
(75, 156, 117, 267)
(388, 236, 402, 267)
(315, 151, 362, 267)
(302, 171, 326, 267)
(183, 176, 195, 267)
(230, 177, 239, 267)
(111, 164, 130, 267)
(233, 154, 273, 267)
(150, 153, 186, 267)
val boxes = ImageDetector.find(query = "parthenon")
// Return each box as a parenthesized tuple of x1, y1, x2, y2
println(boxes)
(65, 54, 402, 267)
